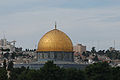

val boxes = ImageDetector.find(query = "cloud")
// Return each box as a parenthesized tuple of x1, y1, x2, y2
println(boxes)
(0, 1, 120, 50)
(1, 0, 120, 15)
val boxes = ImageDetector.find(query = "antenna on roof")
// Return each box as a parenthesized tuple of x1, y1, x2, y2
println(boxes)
(3, 31, 6, 39)
(114, 40, 115, 49)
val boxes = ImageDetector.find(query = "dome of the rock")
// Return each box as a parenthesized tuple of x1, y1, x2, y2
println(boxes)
(37, 24, 74, 62)
(37, 29, 73, 52)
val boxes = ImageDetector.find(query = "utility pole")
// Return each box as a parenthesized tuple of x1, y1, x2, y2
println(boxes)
(97, 40, 100, 51)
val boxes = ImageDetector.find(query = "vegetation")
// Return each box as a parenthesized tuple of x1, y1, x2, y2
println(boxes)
(85, 62, 112, 80)
(3, 52, 31, 59)
(3, 59, 7, 69)
(0, 67, 8, 80)
(8, 61, 14, 71)
(82, 47, 120, 60)
(1, 61, 120, 80)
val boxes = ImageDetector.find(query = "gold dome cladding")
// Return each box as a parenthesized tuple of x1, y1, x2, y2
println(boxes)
(37, 29, 73, 52)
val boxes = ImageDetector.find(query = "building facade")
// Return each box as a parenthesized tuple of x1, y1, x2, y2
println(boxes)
(0, 38, 16, 53)
(73, 44, 86, 54)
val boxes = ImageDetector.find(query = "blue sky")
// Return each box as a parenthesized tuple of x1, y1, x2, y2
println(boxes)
(0, 0, 120, 50)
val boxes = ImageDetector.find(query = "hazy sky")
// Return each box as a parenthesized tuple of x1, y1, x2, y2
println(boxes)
(0, 0, 120, 50)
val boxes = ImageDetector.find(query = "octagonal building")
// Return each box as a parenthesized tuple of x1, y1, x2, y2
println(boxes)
(37, 24, 74, 62)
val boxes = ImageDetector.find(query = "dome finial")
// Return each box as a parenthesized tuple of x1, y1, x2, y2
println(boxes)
(55, 21, 57, 29)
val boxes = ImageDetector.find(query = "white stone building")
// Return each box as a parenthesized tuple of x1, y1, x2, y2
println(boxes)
(73, 44, 86, 54)
(0, 38, 16, 53)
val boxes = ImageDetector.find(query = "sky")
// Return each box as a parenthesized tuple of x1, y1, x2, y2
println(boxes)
(0, 0, 120, 50)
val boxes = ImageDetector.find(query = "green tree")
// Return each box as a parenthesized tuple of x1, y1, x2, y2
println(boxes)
(85, 62, 112, 80)
(112, 67, 120, 80)
(40, 61, 64, 80)
(7, 61, 14, 71)
(18, 69, 41, 80)
(3, 59, 7, 69)
(0, 68, 8, 80)
(64, 68, 86, 80)
(11, 52, 16, 59)
(91, 47, 96, 54)
(3, 52, 9, 59)
(9, 66, 27, 80)
(93, 55, 99, 61)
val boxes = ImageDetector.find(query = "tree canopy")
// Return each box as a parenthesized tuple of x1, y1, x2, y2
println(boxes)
(0, 61, 120, 80)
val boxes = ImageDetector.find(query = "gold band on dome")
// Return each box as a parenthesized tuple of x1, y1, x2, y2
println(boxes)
(37, 29, 73, 52)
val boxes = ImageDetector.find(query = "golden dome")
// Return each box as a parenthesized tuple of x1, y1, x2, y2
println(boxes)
(37, 29, 73, 52)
